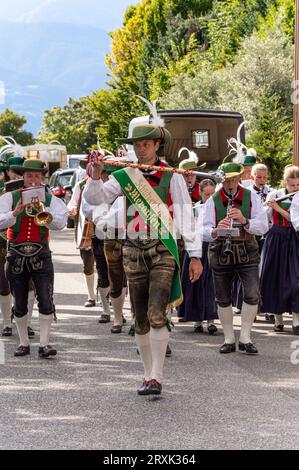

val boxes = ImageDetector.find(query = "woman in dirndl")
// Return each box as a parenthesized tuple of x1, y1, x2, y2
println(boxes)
(259, 165, 299, 335)
(178, 179, 218, 334)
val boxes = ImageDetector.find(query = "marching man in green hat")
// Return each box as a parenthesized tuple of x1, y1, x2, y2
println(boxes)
(0, 156, 25, 337)
(83, 109, 203, 395)
(178, 147, 203, 205)
(240, 149, 259, 187)
(203, 161, 268, 354)
(0, 159, 68, 357)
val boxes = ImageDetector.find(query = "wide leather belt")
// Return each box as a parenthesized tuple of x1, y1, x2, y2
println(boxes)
(217, 225, 254, 242)
(124, 236, 160, 250)
(217, 233, 254, 242)
(8, 241, 48, 257)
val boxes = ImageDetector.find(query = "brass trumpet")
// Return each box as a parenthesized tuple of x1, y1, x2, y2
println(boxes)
(25, 197, 53, 226)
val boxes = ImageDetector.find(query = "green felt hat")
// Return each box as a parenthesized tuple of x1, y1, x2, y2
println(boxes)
(0, 154, 11, 172)
(179, 159, 206, 171)
(0, 163, 8, 172)
(242, 155, 257, 166)
(218, 162, 244, 178)
(118, 124, 171, 146)
(10, 158, 48, 175)
(7, 156, 25, 168)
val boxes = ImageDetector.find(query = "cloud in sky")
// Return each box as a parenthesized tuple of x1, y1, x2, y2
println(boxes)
(0, 81, 5, 105)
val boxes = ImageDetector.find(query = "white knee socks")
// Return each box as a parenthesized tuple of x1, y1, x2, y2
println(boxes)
(135, 332, 152, 382)
(39, 313, 53, 347)
(240, 302, 258, 344)
(292, 313, 299, 327)
(111, 294, 123, 326)
(150, 326, 169, 384)
(0, 294, 12, 328)
(98, 287, 111, 316)
(217, 305, 235, 344)
(15, 314, 29, 346)
(275, 314, 284, 326)
(84, 273, 95, 301)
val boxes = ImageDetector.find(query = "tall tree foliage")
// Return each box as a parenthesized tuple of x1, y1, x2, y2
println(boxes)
(39, 0, 295, 177)
(0, 109, 34, 147)
(38, 97, 99, 154)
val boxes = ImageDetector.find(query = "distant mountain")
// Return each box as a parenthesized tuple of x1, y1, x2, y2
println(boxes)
(0, 22, 110, 135)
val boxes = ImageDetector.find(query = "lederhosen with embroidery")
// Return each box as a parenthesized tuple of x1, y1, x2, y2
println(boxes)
(208, 186, 260, 308)
(5, 190, 55, 318)
(122, 168, 177, 335)
(77, 178, 110, 290)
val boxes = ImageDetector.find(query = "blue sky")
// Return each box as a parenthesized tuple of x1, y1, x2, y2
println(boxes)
(1, 0, 138, 31)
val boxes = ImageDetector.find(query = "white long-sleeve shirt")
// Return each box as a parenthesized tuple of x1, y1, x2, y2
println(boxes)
(67, 181, 83, 211)
(82, 194, 126, 240)
(265, 188, 294, 226)
(0, 191, 68, 231)
(83, 172, 202, 257)
(290, 192, 299, 231)
(203, 186, 269, 242)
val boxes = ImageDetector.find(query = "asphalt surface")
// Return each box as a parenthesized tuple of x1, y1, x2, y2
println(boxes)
(0, 228, 298, 450)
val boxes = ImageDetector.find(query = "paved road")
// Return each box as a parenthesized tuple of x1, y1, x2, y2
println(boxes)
(0, 229, 298, 450)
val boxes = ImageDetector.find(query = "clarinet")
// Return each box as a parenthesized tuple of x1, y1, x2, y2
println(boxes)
(223, 191, 234, 256)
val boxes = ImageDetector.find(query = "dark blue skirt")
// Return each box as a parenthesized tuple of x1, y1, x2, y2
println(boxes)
(178, 242, 218, 322)
(260, 226, 299, 314)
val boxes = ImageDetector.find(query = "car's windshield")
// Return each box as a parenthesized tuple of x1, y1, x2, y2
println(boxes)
(70, 170, 86, 187)
(58, 173, 73, 187)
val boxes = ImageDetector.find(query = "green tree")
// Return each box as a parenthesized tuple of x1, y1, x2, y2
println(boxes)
(89, 88, 146, 151)
(249, 94, 293, 187)
(0, 109, 34, 146)
(161, 25, 294, 182)
(38, 97, 99, 154)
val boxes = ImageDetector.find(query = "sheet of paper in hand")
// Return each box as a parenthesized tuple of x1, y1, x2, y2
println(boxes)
(5, 179, 24, 192)
(21, 186, 46, 205)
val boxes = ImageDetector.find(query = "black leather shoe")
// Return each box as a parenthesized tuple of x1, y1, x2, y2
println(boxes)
(265, 313, 275, 323)
(128, 324, 135, 336)
(111, 325, 122, 334)
(1, 326, 12, 337)
(194, 325, 204, 333)
(122, 315, 127, 324)
(165, 344, 172, 357)
(98, 314, 111, 323)
(207, 324, 218, 335)
(147, 379, 162, 395)
(27, 326, 35, 337)
(14, 345, 30, 357)
(137, 380, 150, 395)
(84, 299, 96, 307)
(219, 343, 236, 354)
(274, 324, 284, 332)
(38, 345, 57, 358)
(238, 341, 258, 354)
(292, 325, 299, 335)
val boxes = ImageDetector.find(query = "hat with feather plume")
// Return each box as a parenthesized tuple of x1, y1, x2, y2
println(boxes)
(178, 147, 206, 171)
(118, 96, 171, 152)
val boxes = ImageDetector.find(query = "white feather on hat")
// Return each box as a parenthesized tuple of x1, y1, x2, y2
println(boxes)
(178, 147, 199, 165)
(246, 148, 257, 158)
(227, 122, 248, 164)
(136, 95, 165, 128)
(0, 136, 25, 159)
